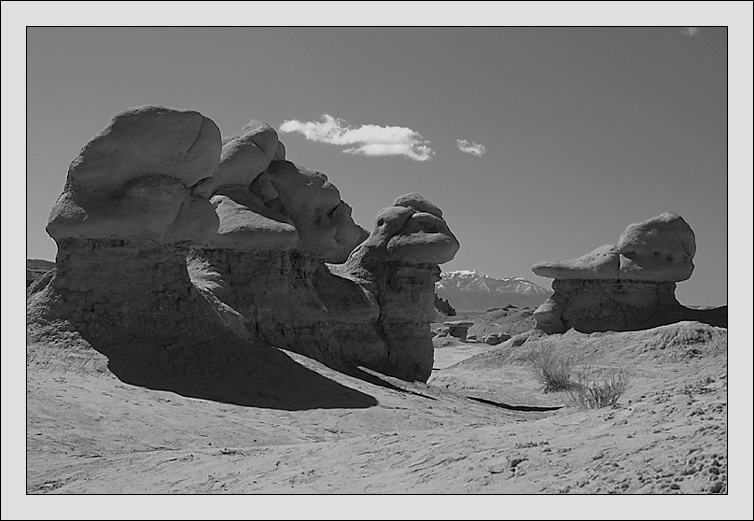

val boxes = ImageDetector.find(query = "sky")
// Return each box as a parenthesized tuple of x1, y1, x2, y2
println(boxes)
(22, 24, 734, 305)
(13, 6, 753, 311)
(4, 3, 754, 517)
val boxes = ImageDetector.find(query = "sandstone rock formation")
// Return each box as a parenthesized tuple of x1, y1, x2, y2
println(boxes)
(184, 119, 371, 370)
(531, 212, 726, 333)
(435, 293, 456, 316)
(26, 106, 378, 406)
(444, 321, 474, 341)
(27, 107, 250, 375)
(27, 105, 460, 388)
(334, 194, 461, 381)
(199, 185, 461, 381)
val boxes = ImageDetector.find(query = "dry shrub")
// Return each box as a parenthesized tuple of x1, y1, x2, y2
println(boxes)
(569, 366, 629, 409)
(186, 255, 223, 292)
(525, 345, 579, 393)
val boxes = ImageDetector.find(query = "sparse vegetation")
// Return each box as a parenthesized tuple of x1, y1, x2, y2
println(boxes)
(186, 255, 223, 292)
(568, 366, 629, 409)
(525, 345, 579, 393)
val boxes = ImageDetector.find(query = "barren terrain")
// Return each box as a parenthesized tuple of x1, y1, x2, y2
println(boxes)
(26, 316, 729, 496)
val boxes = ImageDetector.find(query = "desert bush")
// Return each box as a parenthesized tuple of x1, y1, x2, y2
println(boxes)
(186, 255, 223, 292)
(525, 345, 579, 393)
(568, 366, 629, 409)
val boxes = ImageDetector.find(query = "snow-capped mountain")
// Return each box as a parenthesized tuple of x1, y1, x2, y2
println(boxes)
(435, 270, 552, 311)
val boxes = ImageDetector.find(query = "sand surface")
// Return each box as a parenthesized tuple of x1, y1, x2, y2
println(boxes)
(25, 321, 731, 499)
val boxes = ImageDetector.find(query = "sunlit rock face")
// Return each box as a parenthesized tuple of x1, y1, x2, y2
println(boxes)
(531, 212, 725, 333)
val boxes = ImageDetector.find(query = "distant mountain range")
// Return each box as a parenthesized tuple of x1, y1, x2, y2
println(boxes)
(435, 270, 552, 311)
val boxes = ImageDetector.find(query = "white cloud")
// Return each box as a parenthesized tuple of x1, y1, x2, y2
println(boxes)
(681, 27, 699, 37)
(456, 139, 486, 157)
(279, 114, 434, 161)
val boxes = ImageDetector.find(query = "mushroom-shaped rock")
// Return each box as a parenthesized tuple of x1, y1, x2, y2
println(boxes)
(385, 194, 459, 264)
(27, 105, 256, 365)
(444, 320, 474, 341)
(339, 193, 460, 381)
(531, 212, 723, 333)
(345, 194, 460, 285)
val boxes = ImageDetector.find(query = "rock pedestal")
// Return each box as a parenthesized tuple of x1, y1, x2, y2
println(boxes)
(443, 321, 474, 341)
(531, 212, 726, 333)
(341, 194, 461, 381)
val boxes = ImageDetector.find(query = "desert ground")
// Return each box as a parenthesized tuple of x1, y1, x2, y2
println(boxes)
(26, 311, 730, 497)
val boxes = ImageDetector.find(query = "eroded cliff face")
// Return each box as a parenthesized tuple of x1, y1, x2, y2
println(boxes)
(531, 212, 726, 334)
(192, 248, 347, 368)
(373, 263, 442, 381)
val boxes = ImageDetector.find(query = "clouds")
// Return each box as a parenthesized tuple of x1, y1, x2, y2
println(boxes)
(681, 27, 699, 37)
(456, 139, 486, 157)
(279, 114, 489, 161)
(279, 114, 434, 161)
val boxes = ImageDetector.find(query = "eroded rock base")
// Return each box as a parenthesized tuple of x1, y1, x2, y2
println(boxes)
(533, 279, 726, 334)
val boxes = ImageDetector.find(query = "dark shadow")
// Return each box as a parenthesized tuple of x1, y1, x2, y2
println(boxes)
(466, 395, 563, 412)
(343, 366, 438, 401)
(680, 305, 727, 328)
(569, 304, 728, 334)
(77, 330, 379, 411)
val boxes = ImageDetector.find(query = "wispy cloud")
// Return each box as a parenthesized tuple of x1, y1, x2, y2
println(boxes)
(681, 27, 699, 37)
(456, 139, 486, 157)
(279, 114, 434, 161)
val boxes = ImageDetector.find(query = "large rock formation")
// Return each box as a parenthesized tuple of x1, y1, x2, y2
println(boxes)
(196, 140, 460, 380)
(27, 105, 460, 388)
(25, 106, 379, 407)
(190, 121, 369, 369)
(32, 106, 225, 348)
(531, 212, 726, 333)
(336, 194, 460, 381)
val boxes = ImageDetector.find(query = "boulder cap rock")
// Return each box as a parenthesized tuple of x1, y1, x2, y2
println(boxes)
(265, 161, 365, 259)
(617, 211, 695, 282)
(47, 106, 222, 242)
(532, 212, 696, 283)
(67, 105, 221, 192)
(211, 120, 281, 192)
(393, 193, 443, 218)
(363, 194, 459, 265)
